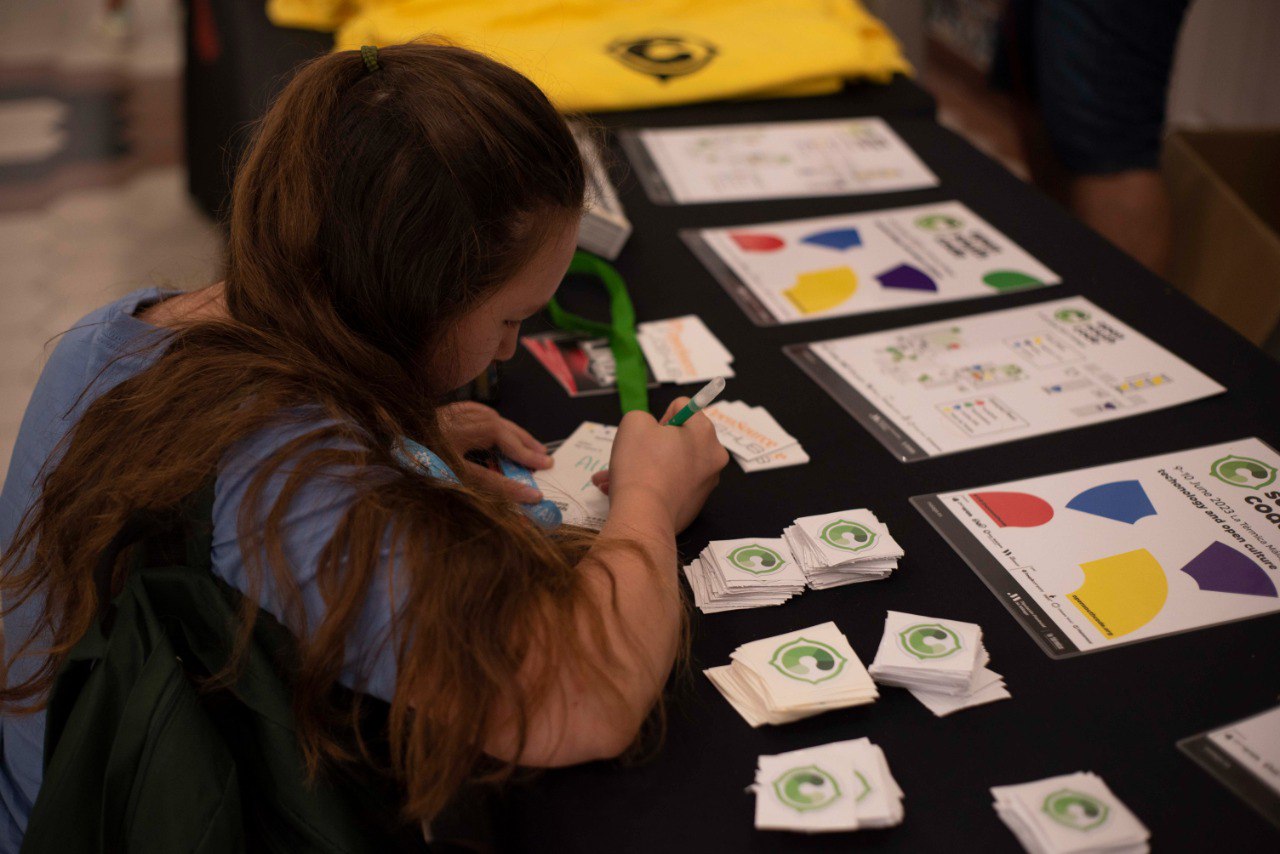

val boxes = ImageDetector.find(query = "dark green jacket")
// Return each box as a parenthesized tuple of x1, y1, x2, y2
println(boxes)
(20, 487, 438, 853)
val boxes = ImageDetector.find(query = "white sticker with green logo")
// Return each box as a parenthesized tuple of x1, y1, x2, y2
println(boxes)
(755, 737, 905, 832)
(992, 772, 1148, 851)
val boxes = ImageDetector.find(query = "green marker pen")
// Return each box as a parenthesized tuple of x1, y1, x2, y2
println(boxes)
(666, 377, 726, 426)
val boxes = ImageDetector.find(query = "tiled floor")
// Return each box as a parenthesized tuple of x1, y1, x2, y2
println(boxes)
(0, 0, 223, 483)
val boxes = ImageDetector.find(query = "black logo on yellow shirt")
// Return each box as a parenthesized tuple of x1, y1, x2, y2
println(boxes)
(606, 35, 717, 82)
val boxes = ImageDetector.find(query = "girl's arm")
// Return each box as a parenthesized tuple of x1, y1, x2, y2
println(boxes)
(483, 403, 726, 766)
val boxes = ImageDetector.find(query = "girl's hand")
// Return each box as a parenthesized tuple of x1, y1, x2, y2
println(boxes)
(439, 402, 552, 504)
(602, 397, 729, 532)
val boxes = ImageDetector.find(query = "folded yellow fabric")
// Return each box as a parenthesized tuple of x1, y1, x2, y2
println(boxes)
(267, 0, 910, 112)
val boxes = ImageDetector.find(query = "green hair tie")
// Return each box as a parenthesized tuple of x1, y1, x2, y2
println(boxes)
(360, 45, 380, 73)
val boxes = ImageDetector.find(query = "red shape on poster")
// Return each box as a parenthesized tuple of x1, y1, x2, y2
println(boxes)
(970, 491, 1055, 527)
(729, 232, 785, 252)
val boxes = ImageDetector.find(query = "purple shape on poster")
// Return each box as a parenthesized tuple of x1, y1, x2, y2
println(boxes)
(1180, 541, 1278, 598)
(876, 264, 938, 292)
(801, 228, 862, 251)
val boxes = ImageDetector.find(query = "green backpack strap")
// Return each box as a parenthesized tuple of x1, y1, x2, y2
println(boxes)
(547, 251, 649, 414)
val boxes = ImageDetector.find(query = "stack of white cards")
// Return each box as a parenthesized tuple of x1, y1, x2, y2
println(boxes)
(703, 400, 809, 472)
(683, 538, 805, 613)
(704, 622, 877, 726)
(868, 610, 1010, 716)
(636, 315, 734, 384)
(752, 737, 904, 832)
(573, 124, 632, 260)
(783, 509, 903, 589)
(992, 772, 1150, 854)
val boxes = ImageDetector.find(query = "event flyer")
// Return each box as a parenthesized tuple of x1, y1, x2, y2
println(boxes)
(912, 438, 1280, 658)
(682, 201, 1059, 325)
(786, 297, 1225, 461)
(618, 117, 938, 205)
(1179, 704, 1280, 829)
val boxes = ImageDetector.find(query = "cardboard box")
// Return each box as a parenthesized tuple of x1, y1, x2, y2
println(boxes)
(1163, 129, 1280, 344)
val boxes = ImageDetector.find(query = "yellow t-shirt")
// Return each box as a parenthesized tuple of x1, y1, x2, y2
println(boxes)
(267, 0, 910, 112)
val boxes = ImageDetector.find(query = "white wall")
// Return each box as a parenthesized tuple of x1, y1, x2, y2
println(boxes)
(1168, 0, 1280, 129)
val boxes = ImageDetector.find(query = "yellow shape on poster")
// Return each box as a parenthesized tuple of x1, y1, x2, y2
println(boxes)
(784, 267, 858, 314)
(1069, 548, 1168, 639)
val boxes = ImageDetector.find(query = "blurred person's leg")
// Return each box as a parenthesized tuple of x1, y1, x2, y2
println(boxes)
(995, 0, 1190, 276)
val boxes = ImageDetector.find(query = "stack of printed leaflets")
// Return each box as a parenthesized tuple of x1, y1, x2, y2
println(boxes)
(783, 508, 903, 588)
(704, 622, 877, 727)
(683, 538, 804, 613)
(636, 315, 734, 384)
(992, 772, 1150, 854)
(703, 400, 808, 472)
(753, 737, 904, 832)
(868, 610, 1010, 716)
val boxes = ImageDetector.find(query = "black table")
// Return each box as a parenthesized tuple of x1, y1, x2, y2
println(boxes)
(495, 90, 1280, 851)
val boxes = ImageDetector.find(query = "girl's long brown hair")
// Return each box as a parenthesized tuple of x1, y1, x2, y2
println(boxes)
(0, 42, 649, 822)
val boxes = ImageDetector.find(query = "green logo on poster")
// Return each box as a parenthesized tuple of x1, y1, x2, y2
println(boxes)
(915, 213, 964, 231)
(727, 543, 787, 575)
(1054, 308, 1091, 324)
(1209, 455, 1277, 490)
(769, 637, 848, 683)
(773, 765, 842, 812)
(898, 623, 962, 660)
(1042, 789, 1109, 830)
(819, 519, 877, 553)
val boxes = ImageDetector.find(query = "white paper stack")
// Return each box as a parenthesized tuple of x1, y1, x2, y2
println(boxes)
(705, 622, 877, 726)
(783, 508, 903, 589)
(636, 315, 734, 384)
(752, 737, 904, 832)
(703, 400, 809, 472)
(573, 125, 632, 260)
(992, 772, 1150, 854)
(683, 537, 805, 613)
(868, 610, 1011, 716)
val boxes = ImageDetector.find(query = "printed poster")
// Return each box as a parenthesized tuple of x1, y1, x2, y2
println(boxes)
(683, 201, 1059, 325)
(1179, 704, 1280, 829)
(912, 438, 1280, 657)
(786, 297, 1225, 461)
(619, 117, 938, 205)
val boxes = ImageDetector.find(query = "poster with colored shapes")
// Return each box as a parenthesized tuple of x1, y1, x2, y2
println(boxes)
(911, 438, 1280, 658)
(619, 118, 938, 205)
(786, 297, 1225, 461)
(1179, 704, 1280, 829)
(681, 202, 1058, 325)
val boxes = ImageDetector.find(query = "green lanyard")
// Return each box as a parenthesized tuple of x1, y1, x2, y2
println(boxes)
(547, 251, 649, 414)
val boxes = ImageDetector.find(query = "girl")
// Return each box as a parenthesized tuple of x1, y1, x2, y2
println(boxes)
(0, 42, 727, 845)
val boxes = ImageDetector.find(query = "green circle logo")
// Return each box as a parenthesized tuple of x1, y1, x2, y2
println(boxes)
(897, 623, 962, 660)
(1042, 789, 1110, 830)
(915, 213, 964, 231)
(819, 519, 877, 553)
(727, 543, 787, 575)
(769, 637, 848, 683)
(1209, 455, 1277, 491)
(852, 770, 873, 802)
(773, 765, 842, 812)
(1054, 308, 1091, 324)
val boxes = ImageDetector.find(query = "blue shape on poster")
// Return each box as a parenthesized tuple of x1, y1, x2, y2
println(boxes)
(1181, 541, 1278, 598)
(876, 264, 938, 292)
(801, 228, 862, 251)
(1066, 480, 1157, 525)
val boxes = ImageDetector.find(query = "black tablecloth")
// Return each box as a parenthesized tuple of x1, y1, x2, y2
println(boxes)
(492, 96, 1280, 851)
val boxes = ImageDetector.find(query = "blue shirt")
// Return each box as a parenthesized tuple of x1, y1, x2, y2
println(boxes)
(0, 289, 452, 849)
